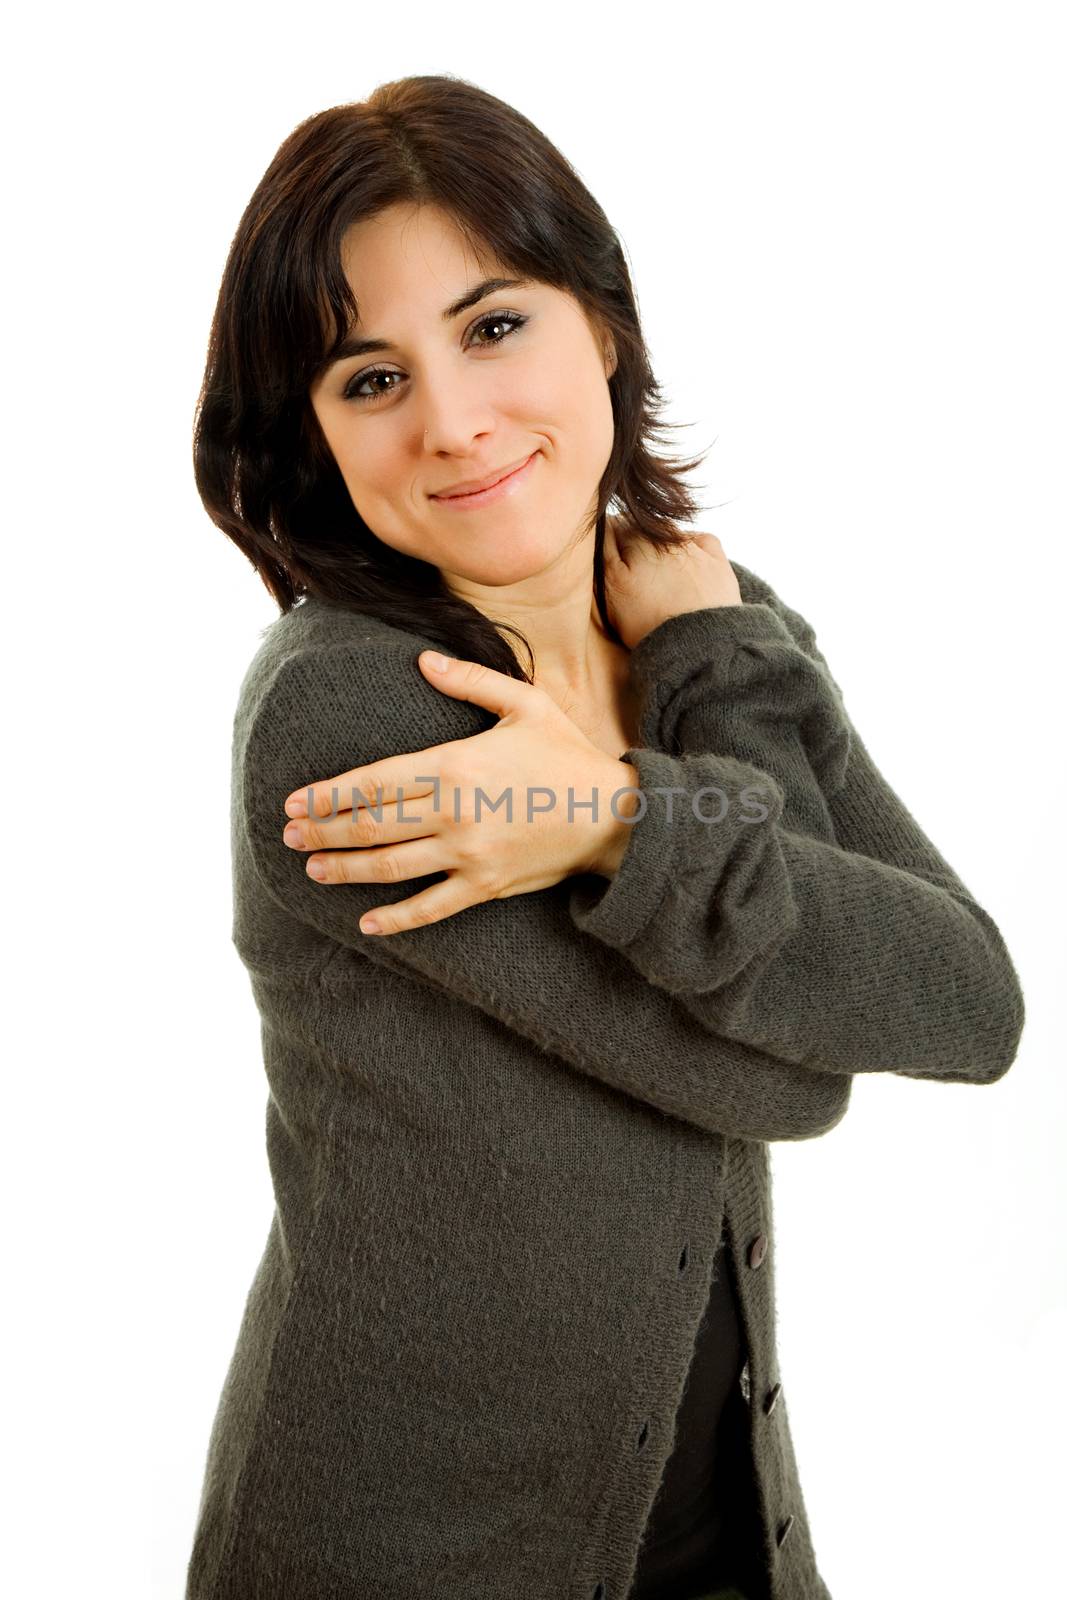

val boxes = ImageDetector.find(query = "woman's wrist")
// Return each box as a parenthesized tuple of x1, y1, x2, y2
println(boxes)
(589, 759, 642, 878)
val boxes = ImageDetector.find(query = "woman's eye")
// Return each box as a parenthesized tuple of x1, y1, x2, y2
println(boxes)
(343, 310, 527, 404)
(468, 310, 527, 347)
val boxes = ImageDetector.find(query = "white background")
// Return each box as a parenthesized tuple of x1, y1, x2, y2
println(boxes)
(4, 3, 1063, 1597)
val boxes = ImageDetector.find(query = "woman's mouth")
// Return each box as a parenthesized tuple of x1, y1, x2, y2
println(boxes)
(430, 450, 540, 509)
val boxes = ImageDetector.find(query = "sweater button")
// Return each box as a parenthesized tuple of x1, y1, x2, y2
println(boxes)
(776, 1513, 795, 1547)
(763, 1381, 782, 1416)
(747, 1232, 769, 1269)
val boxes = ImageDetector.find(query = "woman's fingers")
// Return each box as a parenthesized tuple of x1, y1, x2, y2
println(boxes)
(289, 828, 480, 934)
(357, 871, 483, 936)
(296, 829, 500, 934)
(283, 796, 434, 853)
(603, 513, 631, 566)
(284, 766, 440, 821)
(300, 835, 445, 890)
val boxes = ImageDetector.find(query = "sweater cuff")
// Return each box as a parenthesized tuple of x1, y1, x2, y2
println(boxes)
(567, 746, 689, 951)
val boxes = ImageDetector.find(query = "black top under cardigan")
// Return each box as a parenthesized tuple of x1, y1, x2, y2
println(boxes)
(629, 1214, 769, 1600)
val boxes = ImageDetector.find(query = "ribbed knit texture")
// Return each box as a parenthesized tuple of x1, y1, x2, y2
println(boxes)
(185, 560, 1025, 1600)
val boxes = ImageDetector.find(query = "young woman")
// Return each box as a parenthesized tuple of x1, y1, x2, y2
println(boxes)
(185, 75, 1026, 1600)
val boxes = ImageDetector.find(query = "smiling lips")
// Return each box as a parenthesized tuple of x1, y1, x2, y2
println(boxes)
(431, 450, 538, 500)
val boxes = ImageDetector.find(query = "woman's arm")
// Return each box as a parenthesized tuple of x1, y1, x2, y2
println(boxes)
(237, 634, 852, 1144)
(568, 577, 1026, 1085)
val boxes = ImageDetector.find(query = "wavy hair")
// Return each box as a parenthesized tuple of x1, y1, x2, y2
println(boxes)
(193, 73, 713, 680)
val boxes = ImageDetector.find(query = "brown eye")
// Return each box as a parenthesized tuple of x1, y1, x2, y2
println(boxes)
(469, 310, 527, 346)
(343, 310, 528, 404)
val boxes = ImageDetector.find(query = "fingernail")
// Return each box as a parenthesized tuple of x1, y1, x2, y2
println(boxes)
(283, 824, 302, 847)
(307, 860, 327, 880)
(360, 917, 381, 934)
(285, 795, 308, 818)
(422, 651, 450, 672)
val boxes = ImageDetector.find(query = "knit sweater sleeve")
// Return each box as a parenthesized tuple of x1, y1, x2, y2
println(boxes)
(237, 633, 852, 1145)
(566, 587, 1026, 1086)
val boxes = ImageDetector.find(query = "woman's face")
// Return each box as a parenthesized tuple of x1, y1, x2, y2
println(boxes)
(308, 202, 617, 593)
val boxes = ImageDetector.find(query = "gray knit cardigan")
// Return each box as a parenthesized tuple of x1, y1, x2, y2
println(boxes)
(185, 559, 1026, 1600)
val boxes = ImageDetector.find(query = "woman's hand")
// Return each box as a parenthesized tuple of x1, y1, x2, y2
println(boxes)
(279, 652, 641, 935)
(603, 517, 743, 651)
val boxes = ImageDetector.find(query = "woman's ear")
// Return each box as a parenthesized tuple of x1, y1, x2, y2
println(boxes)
(592, 314, 617, 379)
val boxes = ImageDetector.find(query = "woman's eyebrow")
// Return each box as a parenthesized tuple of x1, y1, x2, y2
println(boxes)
(326, 277, 532, 367)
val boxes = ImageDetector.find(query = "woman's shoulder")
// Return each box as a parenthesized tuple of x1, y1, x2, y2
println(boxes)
(255, 595, 426, 668)
(729, 556, 820, 652)
(238, 598, 423, 702)
(727, 554, 850, 723)
(232, 597, 494, 761)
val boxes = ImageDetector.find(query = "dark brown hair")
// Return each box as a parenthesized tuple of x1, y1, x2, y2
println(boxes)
(193, 73, 713, 680)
